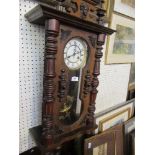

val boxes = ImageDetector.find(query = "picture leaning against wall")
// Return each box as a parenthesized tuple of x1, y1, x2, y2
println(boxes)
(114, 0, 135, 18)
(105, 13, 135, 64)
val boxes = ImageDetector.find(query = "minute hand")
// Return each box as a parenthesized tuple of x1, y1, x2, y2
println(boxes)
(67, 50, 82, 58)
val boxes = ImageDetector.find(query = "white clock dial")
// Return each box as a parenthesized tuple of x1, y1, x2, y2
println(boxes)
(64, 38, 87, 70)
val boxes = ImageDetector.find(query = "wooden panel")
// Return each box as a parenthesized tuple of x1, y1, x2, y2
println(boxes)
(84, 124, 124, 155)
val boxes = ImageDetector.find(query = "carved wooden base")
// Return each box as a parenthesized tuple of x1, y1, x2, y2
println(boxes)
(30, 124, 97, 153)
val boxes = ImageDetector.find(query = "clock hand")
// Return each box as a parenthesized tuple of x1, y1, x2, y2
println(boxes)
(67, 48, 76, 58)
(67, 50, 83, 58)
(67, 52, 79, 58)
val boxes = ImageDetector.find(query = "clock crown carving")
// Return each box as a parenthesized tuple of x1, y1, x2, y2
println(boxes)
(34, 0, 106, 25)
(25, 0, 115, 153)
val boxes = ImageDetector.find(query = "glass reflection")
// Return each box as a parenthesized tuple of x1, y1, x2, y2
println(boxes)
(59, 69, 82, 125)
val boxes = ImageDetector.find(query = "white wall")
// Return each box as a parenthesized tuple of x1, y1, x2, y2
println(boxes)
(19, 0, 131, 153)
(96, 42, 131, 113)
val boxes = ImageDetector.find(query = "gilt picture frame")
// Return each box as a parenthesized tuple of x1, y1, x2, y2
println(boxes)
(95, 99, 135, 134)
(102, 0, 115, 23)
(98, 108, 130, 132)
(114, 0, 135, 18)
(105, 13, 135, 64)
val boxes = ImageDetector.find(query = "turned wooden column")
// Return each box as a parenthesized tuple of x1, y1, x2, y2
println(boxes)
(86, 34, 106, 133)
(42, 19, 60, 145)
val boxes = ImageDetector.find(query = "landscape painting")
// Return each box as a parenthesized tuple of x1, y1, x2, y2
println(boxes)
(105, 13, 135, 64)
(113, 24, 135, 55)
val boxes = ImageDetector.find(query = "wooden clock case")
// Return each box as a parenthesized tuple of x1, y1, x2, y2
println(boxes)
(25, 1, 115, 154)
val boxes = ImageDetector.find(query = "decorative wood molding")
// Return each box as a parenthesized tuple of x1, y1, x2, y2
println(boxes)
(88, 35, 97, 48)
(36, 0, 105, 24)
(58, 69, 67, 102)
(65, 0, 78, 13)
(83, 70, 91, 97)
(24, 4, 115, 34)
(60, 29, 72, 41)
(80, 2, 89, 18)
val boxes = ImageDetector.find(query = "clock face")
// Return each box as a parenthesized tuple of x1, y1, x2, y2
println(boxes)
(64, 38, 87, 70)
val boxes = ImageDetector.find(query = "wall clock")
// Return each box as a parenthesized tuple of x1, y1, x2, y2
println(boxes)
(25, 0, 115, 154)
(63, 38, 87, 70)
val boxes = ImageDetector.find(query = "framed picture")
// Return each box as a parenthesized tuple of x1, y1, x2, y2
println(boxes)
(105, 13, 135, 64)
(128, 63, 135, 91)
(98, 108, 130, 132)
(102, 0, 114, 23)
(124, 117, 135, 155)
(129, 130, 135, 155)
(84, 131, 115, 155)
(129, 63, 135, 85)
(84, 124, 124, 155)
(127, 63, 135, 100)
(114, 0, 135, 18)
(95, 99, 135, 119)
(95, 99, 135, 134)
(124, 117, 135, 134)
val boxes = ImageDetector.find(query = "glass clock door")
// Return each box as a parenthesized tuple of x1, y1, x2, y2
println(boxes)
(59, 38, 88, 125)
